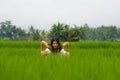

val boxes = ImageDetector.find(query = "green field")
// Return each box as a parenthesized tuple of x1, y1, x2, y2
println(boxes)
(0, 41, 120, 80)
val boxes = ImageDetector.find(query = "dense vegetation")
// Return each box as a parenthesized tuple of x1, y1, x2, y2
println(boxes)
(0, 41, 120, 80)
(0, 21, 120, 41)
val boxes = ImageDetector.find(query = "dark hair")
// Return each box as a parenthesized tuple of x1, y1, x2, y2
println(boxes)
(50, 37, 62, 53)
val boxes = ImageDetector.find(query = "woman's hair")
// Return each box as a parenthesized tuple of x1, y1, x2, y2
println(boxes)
(50, 37, 62, 53)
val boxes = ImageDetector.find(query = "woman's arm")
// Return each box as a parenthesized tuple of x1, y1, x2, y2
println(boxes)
(40, 41, 50, 51)
(40, 41, 51, 56)
(62, 42, 70, 56)
(62, 42, 70, 52)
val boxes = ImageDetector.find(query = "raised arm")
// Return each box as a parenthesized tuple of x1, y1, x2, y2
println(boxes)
(62, 42, 70, 52)
(40, 41, 51, 56)
(40, 41, 50, 51)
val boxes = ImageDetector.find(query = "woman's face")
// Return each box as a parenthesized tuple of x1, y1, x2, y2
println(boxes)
(52, 41, 59, 49)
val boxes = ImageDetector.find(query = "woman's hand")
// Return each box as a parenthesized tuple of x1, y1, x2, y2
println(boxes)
(62, 42, 69, 52)
(41, 41, 50, 48)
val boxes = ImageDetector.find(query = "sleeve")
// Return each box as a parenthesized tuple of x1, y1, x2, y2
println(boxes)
(60, 49, 66, 55)
(45, 48, 51, 54)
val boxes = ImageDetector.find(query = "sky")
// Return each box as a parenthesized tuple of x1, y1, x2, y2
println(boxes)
(0, 0, 120, 30)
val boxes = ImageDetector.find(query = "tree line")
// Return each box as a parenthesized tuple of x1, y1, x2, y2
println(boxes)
(0, 21, 120, 41)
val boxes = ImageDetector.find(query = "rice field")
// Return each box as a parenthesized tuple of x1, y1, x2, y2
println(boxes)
(0, 41, 120, 80)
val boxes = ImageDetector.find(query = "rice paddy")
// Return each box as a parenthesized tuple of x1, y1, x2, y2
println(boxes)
(0, 41, 120, 80)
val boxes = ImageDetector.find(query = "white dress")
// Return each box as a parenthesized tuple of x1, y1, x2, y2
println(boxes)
(45, 48, 66, 55)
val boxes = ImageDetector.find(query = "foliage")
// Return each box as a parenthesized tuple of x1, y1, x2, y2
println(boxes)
(28, 26, 40, 41)
(0, 21, 26, 40)
(0, 41, 120, 80)
(0, 21, 120, 41)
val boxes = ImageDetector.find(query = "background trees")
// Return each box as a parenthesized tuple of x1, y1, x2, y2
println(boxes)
(96, 26, 117, 41)
(0, 20, 120, 41)
(0, 21, 26, 40)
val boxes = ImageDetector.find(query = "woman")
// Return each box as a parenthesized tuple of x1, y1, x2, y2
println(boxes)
(40, 37, 70, 56)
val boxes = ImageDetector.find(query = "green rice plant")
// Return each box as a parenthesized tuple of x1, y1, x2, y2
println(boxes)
(0, 41, 40, 48)
(70, 41, 120, 49)
(0, 41, 120, 80)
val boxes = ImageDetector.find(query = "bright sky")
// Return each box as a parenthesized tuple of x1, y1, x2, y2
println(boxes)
(0, 0, 120, 30)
